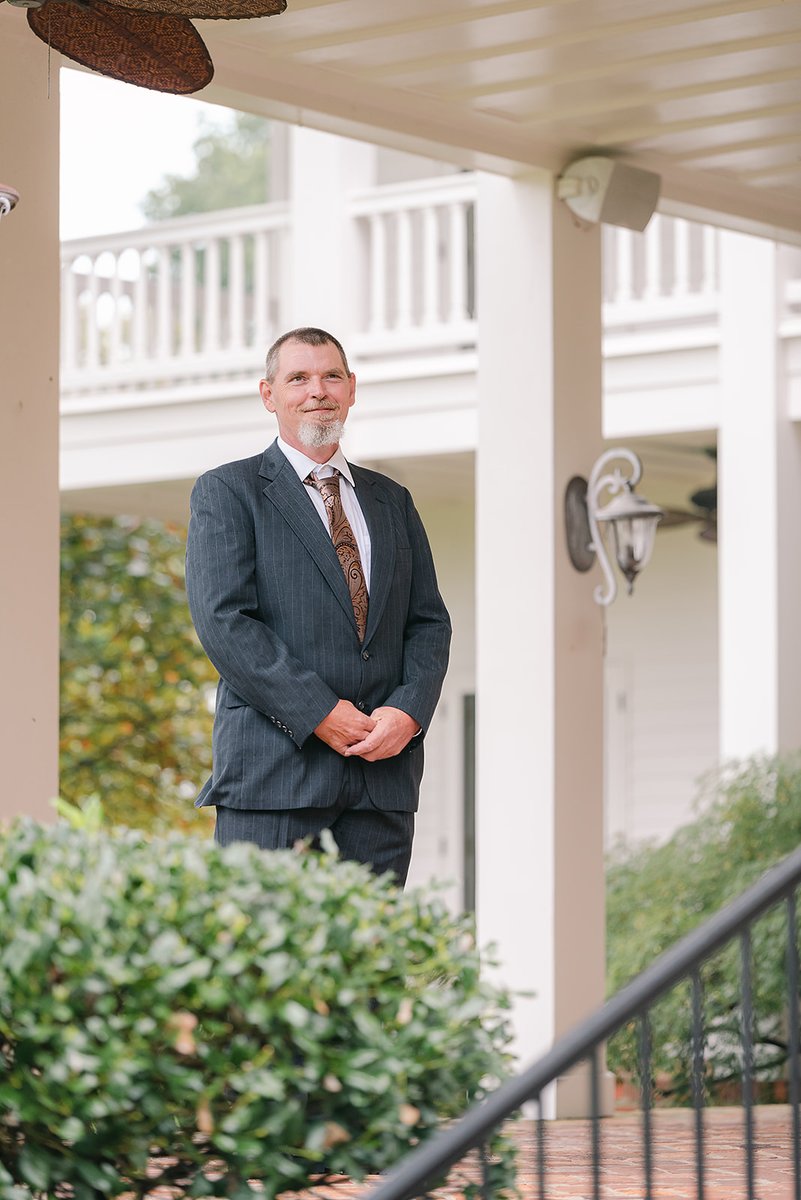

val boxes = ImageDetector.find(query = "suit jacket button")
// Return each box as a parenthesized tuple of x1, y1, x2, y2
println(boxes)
(358, 701, 365, 710)
(362, 650, 370, 660)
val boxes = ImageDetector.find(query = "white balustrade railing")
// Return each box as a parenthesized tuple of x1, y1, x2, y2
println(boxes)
(63, 176, 801, 406)
(348, 175, 477, 356)
(602, 216, 720, 318)
(61, 202, 290, 395)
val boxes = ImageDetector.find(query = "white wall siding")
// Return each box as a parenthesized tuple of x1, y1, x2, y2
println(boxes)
(604, 524, 719, 847)
(405, 496, 475, 909)
(603, 344, 719, 439)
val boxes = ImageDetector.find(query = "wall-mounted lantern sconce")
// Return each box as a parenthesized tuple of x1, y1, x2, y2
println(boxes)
(0, 185, 19, 221)
(565, 447, 663, 607)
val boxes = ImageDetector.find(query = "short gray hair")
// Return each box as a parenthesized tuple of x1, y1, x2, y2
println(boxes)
(263, 327, 350, 383)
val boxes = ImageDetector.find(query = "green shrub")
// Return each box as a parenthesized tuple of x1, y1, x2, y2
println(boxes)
(607, 754, 801, 1101)
(0, 820, 514, 1199)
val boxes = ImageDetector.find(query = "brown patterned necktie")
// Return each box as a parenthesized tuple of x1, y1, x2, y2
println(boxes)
(306, 470, 369, 642)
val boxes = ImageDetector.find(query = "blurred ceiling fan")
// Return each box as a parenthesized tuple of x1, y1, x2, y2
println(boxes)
(2, 0, 287, 94)
(658, 445, 718, 543)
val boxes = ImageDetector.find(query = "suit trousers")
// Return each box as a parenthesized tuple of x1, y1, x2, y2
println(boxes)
(213, 758, 415, 886)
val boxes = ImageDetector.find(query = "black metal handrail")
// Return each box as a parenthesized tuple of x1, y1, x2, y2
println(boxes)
(369, 842, 801, 1200)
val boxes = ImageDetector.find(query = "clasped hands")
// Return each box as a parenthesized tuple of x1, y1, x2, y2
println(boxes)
(314, 699, 419, 761)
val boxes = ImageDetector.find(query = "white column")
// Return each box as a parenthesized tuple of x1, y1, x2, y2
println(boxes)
(287, 126, 376, 345)
(718, 231, 801, 759)
(0, 15, 60, 821)
(475, 171, 607, 1116)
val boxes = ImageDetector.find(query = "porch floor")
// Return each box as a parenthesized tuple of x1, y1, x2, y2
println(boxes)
(297, 1105, 799, 1200)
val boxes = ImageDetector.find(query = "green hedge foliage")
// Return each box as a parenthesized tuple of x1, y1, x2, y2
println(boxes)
(0, 820, 514, 1199)
(607, 754, 801, 1101)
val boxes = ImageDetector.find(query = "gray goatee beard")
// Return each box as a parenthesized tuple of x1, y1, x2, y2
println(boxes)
(297, 417, 346, 450)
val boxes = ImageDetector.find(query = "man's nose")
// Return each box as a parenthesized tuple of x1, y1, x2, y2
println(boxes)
(309, 375, 327, 397)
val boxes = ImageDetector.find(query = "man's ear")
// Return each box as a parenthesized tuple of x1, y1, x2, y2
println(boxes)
(347, 373, 356, 409)
(259, 379, 275, 413)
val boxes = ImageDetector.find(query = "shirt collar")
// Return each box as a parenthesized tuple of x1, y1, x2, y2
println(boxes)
(276, 437, 356, 487)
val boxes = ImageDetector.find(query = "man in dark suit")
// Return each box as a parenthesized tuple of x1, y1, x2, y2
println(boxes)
(185, 327, 451, 885)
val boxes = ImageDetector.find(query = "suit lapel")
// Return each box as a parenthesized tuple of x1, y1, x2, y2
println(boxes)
(258, 443, 358, 631)
(352, 466, 396, 646)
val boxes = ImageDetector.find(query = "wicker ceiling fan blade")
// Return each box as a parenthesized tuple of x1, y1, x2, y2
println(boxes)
(657, 508, 702, 531)
(27, 0, 214, 94)
(110, 0, 286, 19)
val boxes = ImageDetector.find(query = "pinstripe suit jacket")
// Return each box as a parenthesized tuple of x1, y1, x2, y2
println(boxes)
(185, 440, 451, 813)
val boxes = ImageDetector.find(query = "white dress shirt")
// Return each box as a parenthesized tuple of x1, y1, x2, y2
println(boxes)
(276, 437, 372, 590)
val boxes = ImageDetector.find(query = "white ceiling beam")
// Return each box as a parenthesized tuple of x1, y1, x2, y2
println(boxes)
(514, 65, 801, 129)
(738, 160, 801, 181)
(646, 153, 801, 245)
(603, 98, 801, 146)
(674, 128, 801, 162)
(280, 0, 361, 10)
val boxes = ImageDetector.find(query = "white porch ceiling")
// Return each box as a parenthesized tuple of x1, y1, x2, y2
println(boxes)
(198, 0, 801, 241)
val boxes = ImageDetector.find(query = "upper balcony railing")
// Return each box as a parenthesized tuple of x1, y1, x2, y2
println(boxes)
(603, 216, 719, 320)
(61, 203, 291, 399)
(348, 174, 476, 359)
(60, 173, 801, 408)
(60, 175, 482, 405)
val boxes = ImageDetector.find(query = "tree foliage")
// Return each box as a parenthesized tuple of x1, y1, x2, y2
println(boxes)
(140, 112, 270, 222)
(607, 755, 801, 1100)
(60, 513, 216, 834)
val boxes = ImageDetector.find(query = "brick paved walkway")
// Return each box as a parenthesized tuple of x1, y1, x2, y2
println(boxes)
(509, 1105, 799, 1199)
(294, 1106, 799, 1200)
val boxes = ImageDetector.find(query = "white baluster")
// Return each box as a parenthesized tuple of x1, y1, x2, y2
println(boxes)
(109, 263, 123, 366)
(274, 226, 289, 336)
(422, 205, 439, 328)
(369, 213, 387, 334)
(229, 234, 245, 350)
(643, 214, 662, 301)
(253, 230, 270, 347)
(601, 227, 615, 304)
(395, 208, 413, 330)
(614, 228, 634, 305)
(701, 225, 718, 295)
(86, 266, 100, 369)
(156, 245, 172, 359)
(448, 201, 468, 324)
(204, 238, 221, 353)
(673, 218, 691, 299)
(180, 241, 196, 358)
(62, 260, 77, 372)
(133, 251, 148, 359)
